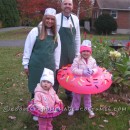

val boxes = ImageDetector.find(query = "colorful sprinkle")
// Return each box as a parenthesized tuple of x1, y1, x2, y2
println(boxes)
(66, 76, 69, 82)
(78, 81, 82, 86)
(95, 85, 98, 89)
(80, 78, 85, 82)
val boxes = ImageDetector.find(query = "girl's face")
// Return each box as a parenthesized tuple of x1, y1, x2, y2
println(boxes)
(41, 80, 52, 91)
(81, 50, 91, 59)
(45, 15, 55, 28)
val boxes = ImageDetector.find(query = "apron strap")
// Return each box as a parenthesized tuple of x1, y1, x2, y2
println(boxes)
(70, 15, 75, 28)
(61, 13, 63, 27)
(61, 13, 75, 28)
(32, 27, 40, 52)
(37, 26, 40, 38)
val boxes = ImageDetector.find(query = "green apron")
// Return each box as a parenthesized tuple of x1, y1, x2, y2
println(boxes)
(28, 29, 57, 93)
(59, 14, 76, 68)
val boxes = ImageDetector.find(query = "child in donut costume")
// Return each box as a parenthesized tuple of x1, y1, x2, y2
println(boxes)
(68, 40, 97, 118)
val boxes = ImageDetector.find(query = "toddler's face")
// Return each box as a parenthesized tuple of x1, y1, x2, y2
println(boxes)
(81, 50, 91, 59)
(41, 80, 52, 91)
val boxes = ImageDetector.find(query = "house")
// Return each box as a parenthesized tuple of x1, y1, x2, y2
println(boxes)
(92, 0, 130, 34)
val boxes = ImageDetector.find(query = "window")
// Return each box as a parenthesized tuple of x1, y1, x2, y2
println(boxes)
(110, 10, 117, 19)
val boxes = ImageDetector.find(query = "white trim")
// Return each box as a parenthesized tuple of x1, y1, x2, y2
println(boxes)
(110, 10, 118, 19)
(100, 8, 130, 11)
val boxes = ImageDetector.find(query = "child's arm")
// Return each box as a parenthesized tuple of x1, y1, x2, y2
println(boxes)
(91, 59, 98, 74)
(71, 57, 83, 75)
(34, 93, 45, 112)
(55, 94, 62, 103)
(52, 88, 62, 103)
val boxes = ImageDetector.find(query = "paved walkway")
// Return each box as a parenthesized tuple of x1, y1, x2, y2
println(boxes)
(0, 26, 27, 33)
(0, 40, 25, 47)
(0, 27, 129, 47)
(0, 27, 27, 47)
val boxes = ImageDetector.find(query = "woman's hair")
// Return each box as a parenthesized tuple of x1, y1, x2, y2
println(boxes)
(39, 15, 57, 42)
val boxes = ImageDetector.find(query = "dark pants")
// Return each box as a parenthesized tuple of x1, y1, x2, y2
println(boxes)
(31, 93, 34, 99)
(53, 70, 72, 98)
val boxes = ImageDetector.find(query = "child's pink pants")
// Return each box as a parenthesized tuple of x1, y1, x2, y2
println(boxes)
(71, 93, 92, 110)
(38, 118, 53, 130)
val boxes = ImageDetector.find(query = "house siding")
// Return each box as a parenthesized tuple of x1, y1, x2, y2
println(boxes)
(117, 11, 130, 29)
(92, 0, 130, 34)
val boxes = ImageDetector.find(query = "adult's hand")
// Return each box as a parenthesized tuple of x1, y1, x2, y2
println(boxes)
(24, 69, 29, 76)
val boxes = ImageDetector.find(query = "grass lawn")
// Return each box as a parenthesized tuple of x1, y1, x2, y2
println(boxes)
(0, 29, 130, 130)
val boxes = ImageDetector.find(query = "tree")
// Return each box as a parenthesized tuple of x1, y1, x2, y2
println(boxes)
(17, 0, 61, 26)
(94, 14, 117, 35)
(0, 0, 20, 27)
(17, 0, 92, 19)
(73, 0, 93, 19)
(17, 0, 93, 26)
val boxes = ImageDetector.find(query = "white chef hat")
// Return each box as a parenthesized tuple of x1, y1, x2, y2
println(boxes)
(40, 68, 54, 85)
(44, 8, 56, 17)
(80, 40, 92, 53)
(81, 40, 92, 47)
(62, 0, 73, 3)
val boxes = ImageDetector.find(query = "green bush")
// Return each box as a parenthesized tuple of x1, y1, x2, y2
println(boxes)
(94, 14, 117, 35)
(92, 38, 130, 94)
(0, 0, 20, 27)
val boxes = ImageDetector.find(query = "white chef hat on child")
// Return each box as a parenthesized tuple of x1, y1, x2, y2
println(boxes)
(81, 40, 92, 47)
(80, 40, 92, 53)
(40, 68, 54, 85)
(44, 8, 56, 17)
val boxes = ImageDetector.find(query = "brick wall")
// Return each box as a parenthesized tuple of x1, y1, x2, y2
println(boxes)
(117, 11, 130, 29)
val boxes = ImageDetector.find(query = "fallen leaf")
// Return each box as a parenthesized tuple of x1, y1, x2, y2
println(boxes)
(8, 116, 16, 120)
(102, 92, 108, 97)
(20, 72, 25, 76)
(99, 124, 105, 128)
(24, 126, 27, 129)
(15, 52, 23, 57)
(59, 91, 63, 94)
(109, 112, 116, 116)
(61, 125, 66, 130)
(92, 122, 96, 126)
(103, 119, 109, 123)
(13, 84, 16, 87)
(105, 112, 110, 115)
(0, 102, 3, 105)
(100, 104, 105, 108)
(105, 111, 116, 116)
(19, 98, 23, 102)
(99, 104, 108, 109)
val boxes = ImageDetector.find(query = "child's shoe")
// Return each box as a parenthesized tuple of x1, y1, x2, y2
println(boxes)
(88, 109, 95, 118)
(33, 116, 38, 121)
(68, 109, 74, 116)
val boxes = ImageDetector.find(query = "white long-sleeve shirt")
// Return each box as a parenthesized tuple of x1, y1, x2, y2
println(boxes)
(22, 27, 61, 70)
(56, 13, 81, 56)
